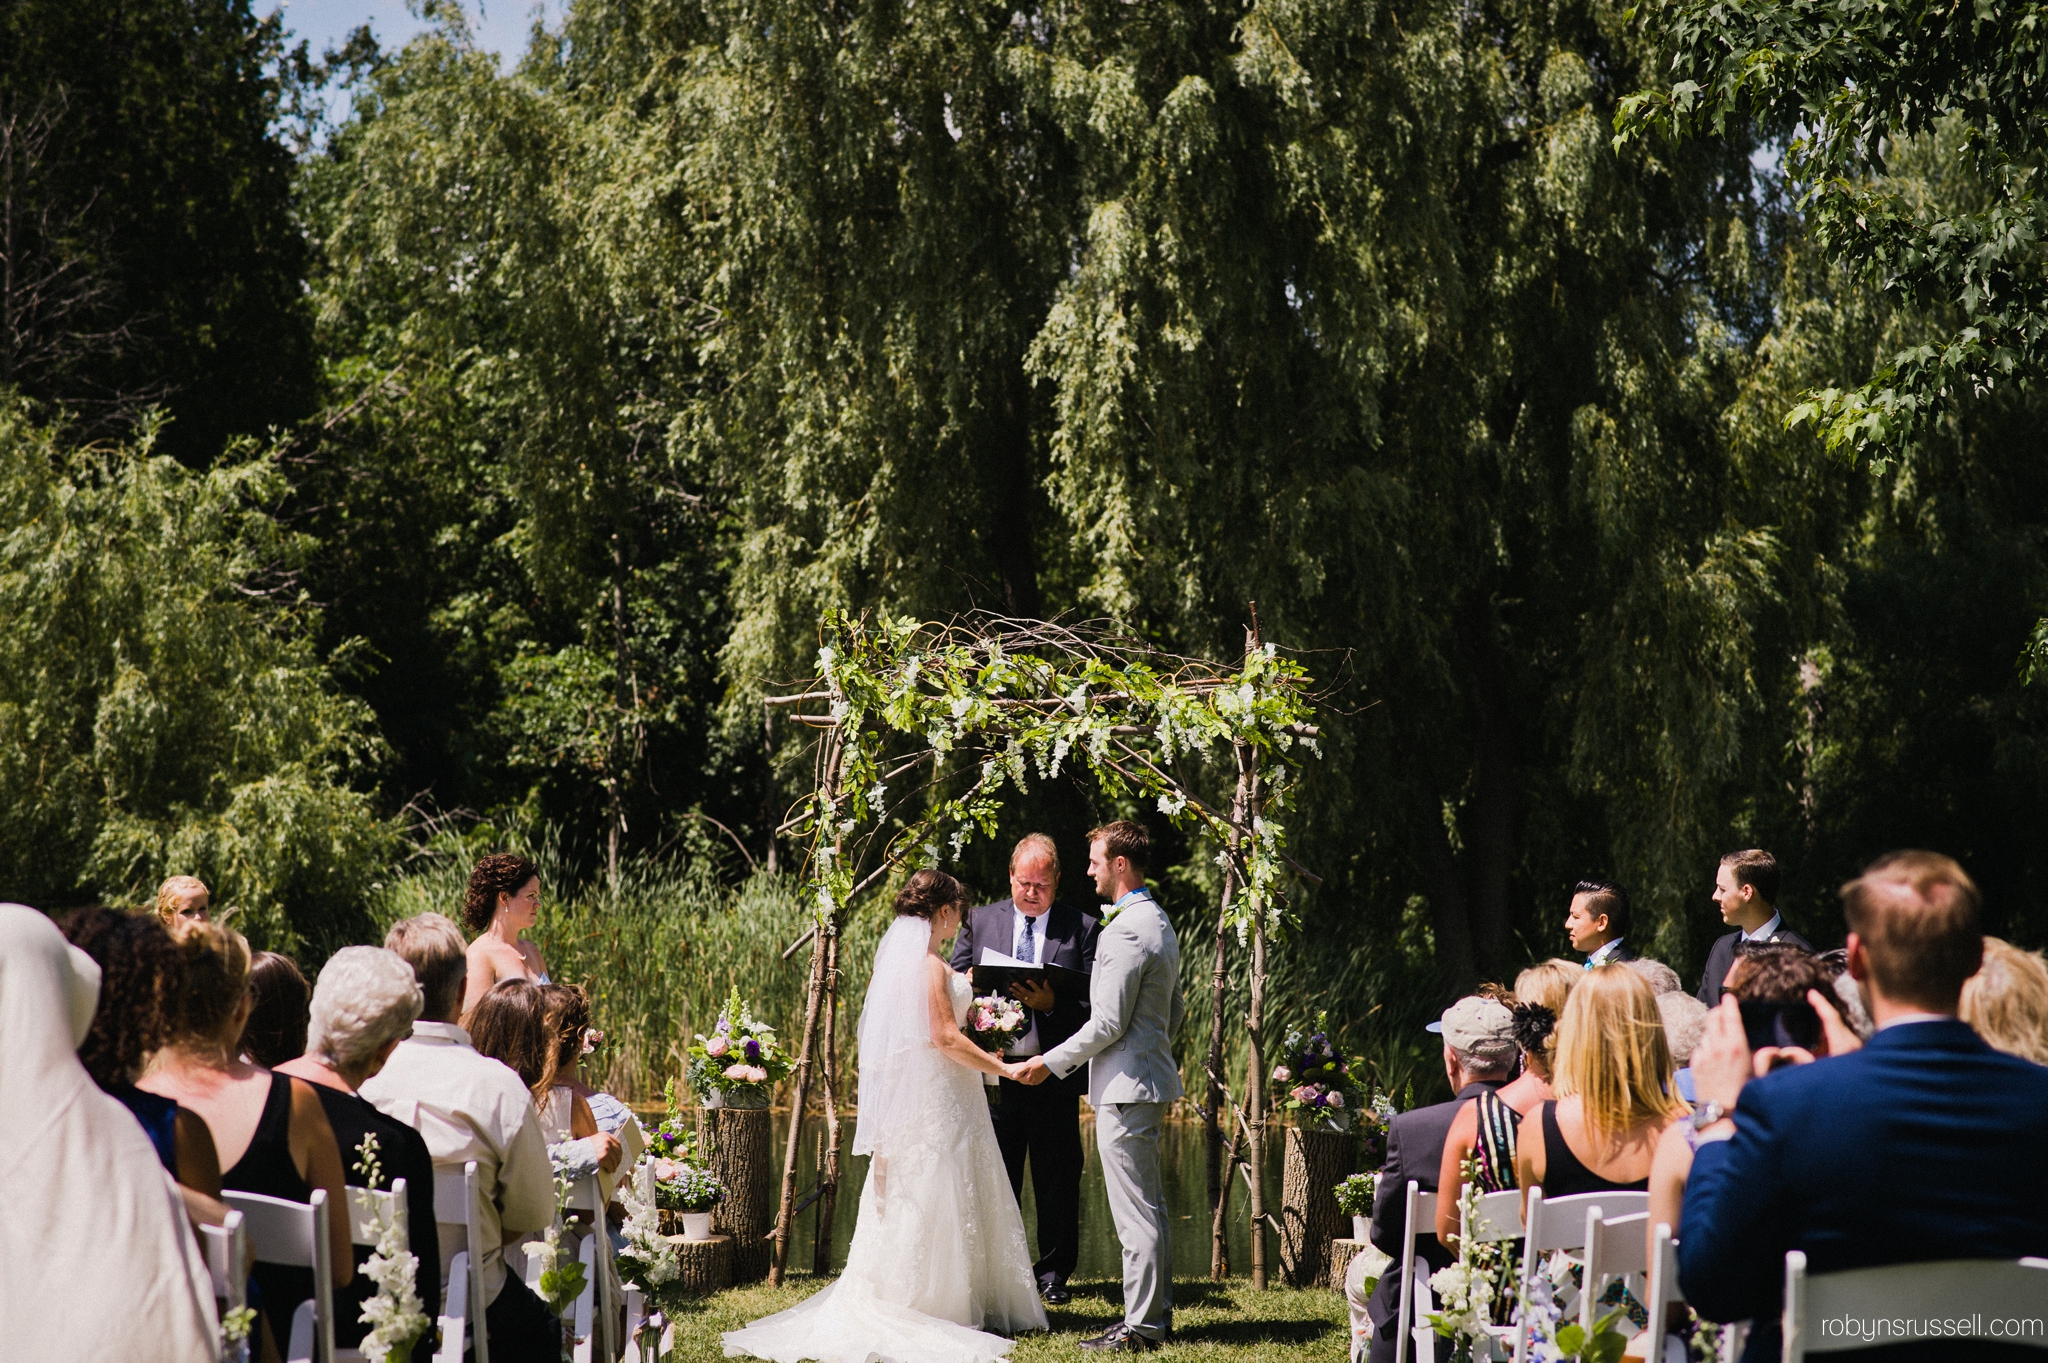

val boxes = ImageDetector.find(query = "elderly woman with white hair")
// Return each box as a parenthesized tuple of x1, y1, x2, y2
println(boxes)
(276, 947, 442, 1358)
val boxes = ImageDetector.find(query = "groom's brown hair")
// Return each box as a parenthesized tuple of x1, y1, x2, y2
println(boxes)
(1088, 820, 1150, 875)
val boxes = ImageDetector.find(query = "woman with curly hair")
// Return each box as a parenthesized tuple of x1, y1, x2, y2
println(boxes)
(470, 980, 621, 1178)
(62, 907, 228, 1214)
(460, 852, 549, 1016)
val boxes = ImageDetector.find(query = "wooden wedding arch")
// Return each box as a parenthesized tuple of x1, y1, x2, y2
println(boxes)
(757, 610, 1323, 1289)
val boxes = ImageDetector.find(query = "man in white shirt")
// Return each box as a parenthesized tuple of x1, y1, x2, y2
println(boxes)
(361, 913, 558, 1362)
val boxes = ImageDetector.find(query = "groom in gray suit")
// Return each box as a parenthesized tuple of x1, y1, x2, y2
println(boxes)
(1019, 820, 1184, 1353)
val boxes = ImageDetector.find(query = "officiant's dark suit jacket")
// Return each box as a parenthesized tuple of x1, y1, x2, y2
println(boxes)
(950, 898, 1100, 1099)
(1693, 922, 1815, 1005)
(1680, 1018, 2048, 1362)
(1363, 1080, 1505, 1363)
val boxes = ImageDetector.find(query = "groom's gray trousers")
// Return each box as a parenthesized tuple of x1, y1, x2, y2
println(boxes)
(1096, 1101, 1172, 1338)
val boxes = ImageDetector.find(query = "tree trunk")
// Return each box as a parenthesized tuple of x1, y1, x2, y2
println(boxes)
(1248, 904, 1268, 1290)
(985, 368, 1045, 619)
(1208, 740, 1250, 1281)
(812, 922, 843, 1276)
(1279, 1126, 1353, 1287)
(769, 924, 829, 1285)
(703, 1107, 772, 1282)
(1245, 749, 1269, 1291)
(1418, 815, 1479, 1004)
(667, 1234, 734, 1294)
(1462, 616, 1516, 984)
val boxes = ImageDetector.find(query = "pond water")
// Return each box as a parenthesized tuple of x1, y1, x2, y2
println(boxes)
(759, 1108, 1290, 1280)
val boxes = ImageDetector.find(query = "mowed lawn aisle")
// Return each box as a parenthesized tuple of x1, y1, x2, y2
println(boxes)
(662, 1278, 1349, 1363)
(652, 1109, 1349, 1362)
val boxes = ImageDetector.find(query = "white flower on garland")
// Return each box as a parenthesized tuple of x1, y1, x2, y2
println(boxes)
(351, 1134, 428, 1363)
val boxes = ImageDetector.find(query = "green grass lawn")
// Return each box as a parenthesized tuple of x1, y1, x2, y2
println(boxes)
(653, 1276, 1349, 1363)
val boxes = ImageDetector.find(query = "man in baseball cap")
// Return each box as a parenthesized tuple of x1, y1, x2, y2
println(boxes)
(1348, 996, 1519, 1363)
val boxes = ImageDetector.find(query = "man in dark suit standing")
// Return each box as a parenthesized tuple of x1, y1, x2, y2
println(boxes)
(951, 832, 1101, 1305)
(1355, 996, 1517, 1363)
(1695, 849, 1813, 1005)
(1680, 851, 2048, 1362)
(1564, 878, 1639, 967)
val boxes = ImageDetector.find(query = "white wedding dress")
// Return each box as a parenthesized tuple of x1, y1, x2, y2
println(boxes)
(723, 918, 1047, 1363)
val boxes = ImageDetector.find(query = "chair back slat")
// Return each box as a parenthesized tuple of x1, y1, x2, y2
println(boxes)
(224, 1189, 324, 1269)
(1785, 1252, 2048, 1359)
(1526, 1189, 1648, 1253)
(1463, 1188, 1524, 1244)
(346, 1178, 407, 1247)
(1585, 1209, 1649, 1280)
(432, 1169, 471, 1227)
(201, 1210, 247, 1308)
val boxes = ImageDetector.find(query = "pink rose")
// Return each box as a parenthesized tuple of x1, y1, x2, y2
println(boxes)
(651, 1159, 678, 1183)
(1328, 1091, 1346, 1109)
(724, 1062, 752, 1080)
(705, 1035, 730, 1058)
(1291, 1085, 1318, 1105)
(1272, 1065, 1292, 1083)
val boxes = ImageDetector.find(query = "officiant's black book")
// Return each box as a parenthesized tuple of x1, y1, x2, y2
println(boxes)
(970, 947, 1091, 1002)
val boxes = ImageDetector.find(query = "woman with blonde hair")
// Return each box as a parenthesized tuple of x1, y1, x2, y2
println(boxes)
(1437, 960, 1580, 1244)
(155, 874, 210, 927)
(1960, 937, 2048, 1065)
(1517, 963, 1687, 1199)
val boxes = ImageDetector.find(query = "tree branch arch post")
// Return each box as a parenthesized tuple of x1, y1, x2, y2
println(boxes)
(761, 612, 1322, 1286)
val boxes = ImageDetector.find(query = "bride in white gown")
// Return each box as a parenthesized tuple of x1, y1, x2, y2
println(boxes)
(724, 870, 1050, 1363)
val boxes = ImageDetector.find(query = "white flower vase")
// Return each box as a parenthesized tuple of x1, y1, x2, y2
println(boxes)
(681, 1211, 714, 1241)
(1352, 1215, 1370, 1242)
(703, 1090, 724, 1110)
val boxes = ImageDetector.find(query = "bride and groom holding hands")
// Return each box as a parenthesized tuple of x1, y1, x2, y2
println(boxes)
(724, 820, 1186, 1363)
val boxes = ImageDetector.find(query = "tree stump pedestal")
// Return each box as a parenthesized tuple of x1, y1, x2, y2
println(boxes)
(703, 1105, 773, 1283)
(1329, 1237, 1391, 1292)
(1280, 1125, 1354, 1287)
(662, 1233, 734, 1294)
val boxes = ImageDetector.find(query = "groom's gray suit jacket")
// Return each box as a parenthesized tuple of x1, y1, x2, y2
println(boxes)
(1042, 892, 1184, 1105)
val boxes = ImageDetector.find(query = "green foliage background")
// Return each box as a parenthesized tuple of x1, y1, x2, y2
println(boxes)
(5, 0, 2047, 1100)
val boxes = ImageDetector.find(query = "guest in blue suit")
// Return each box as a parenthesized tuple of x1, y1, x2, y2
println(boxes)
(1679, 850, 2048, 1361)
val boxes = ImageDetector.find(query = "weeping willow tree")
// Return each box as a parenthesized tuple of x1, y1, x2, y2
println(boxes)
(294, 0, 2048, 1075)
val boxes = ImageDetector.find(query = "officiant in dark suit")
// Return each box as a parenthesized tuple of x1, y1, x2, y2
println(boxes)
(951, 832, 1101, 1305)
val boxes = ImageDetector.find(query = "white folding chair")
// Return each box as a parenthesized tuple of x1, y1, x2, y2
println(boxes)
(333, 1179, 407, 1363)
(1394, 1180, 1441, 1363)
(1511, 1189, 1650, 1363)
(1783, 1251, 2048, 1359)
(434, 1161, 488, 1363)
(1456, 1187, 1524, 1355)
(1580, 1209, 1648, 1334)
(565, 1172, 616, 1363)
(516, 1173, 615, 1363)
(224, 1188, 334, 1363)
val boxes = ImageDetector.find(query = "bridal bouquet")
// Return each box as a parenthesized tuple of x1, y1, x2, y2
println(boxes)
(686, 989, 794, 1108)
(963, 993, 1028, 1054)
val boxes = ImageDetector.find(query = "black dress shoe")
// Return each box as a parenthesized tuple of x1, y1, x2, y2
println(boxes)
(1040, 1283, 1073, 1305)
(1078, 1325, 1157, 1352)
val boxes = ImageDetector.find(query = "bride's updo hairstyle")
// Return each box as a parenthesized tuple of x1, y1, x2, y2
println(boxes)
(895, 869, 965, 919)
